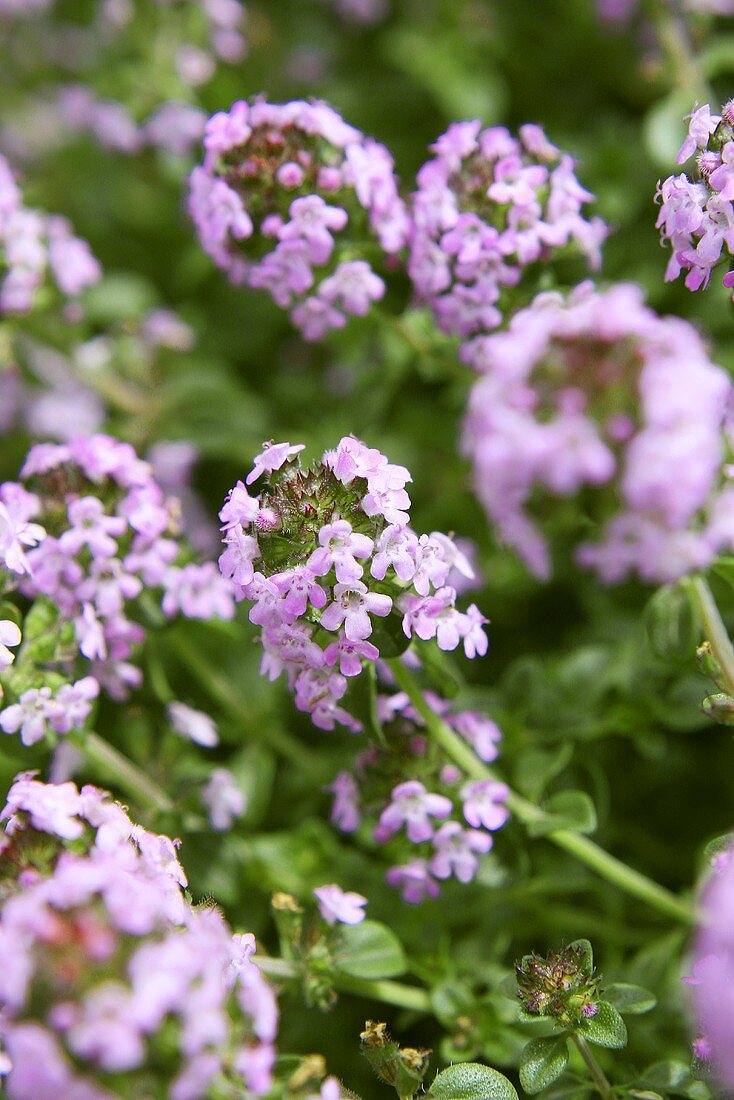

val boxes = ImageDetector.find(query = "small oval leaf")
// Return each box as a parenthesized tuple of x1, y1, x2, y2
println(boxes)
(519, 1036, 569, 1095)
(430, 1062, 518, 1100)
(604, 983, 657, 1015)
(581, 1001, 628, 1049)
(332, 919, 406, 979)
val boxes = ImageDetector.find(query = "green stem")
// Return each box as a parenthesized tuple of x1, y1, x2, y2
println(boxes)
(387, 659, 694, 925)
(255, 955, 431, 1013)
(167, 635, 322, 779)
(647, 0, 710, 100)
(571, 1034, 614, 1100)
(73, 730, 173, 814)
(690, 575, 734, 696)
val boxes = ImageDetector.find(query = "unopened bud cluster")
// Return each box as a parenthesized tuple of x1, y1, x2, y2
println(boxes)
(0, 772, 278, 1099)
(516, 944, 601, 1028)
(218, 437, 488, 732)
(657, 99, 734, 298)
(329, 688, 508, 902)
(409, 120, 606, 338)
(189, 98, 408, 339)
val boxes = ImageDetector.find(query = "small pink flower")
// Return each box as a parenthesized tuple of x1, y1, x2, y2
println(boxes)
(313, 884, 367, 925)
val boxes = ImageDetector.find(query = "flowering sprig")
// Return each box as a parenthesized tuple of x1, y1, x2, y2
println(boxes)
(0, 153, 100, 314)
(461, 281, 733, 581)
(0, 774, 277, 1100)
(329, 688, 508, 903)
(188, 98, 408, 339)
(408, 120, 606, 338)
(0, 434, 236, 714)
(656, 99, 734, 297)
(218, 436, 488, 732)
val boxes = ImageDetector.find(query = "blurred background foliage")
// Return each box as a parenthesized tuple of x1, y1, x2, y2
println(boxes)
(2, 0, 734, 1093)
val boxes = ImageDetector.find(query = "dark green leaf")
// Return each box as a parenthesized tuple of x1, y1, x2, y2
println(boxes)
(604, 983, 656, 1015)
(527, 791, 597, 837)
(519, 1037, 569, 1095)
(370, 610, 411, 659)
(568, 939, 594, 976)
(332, 920, 406, 979)
(430, 1062, 518, 1100)
(581, 1001, 628, 1049)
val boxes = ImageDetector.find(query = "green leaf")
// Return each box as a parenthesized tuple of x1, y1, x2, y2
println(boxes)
(514, 743, 573, 802)
(527, 791, 597, 837)
(580, 1001, 628, 1049)
(644, 583, 697, 661)
(342, 662, 385, 743)
(370, 610, 411, 659)
(643, 89, 693, 169)
(429, 1062, 518, 1100)
(604, 983, 656, 1015)
(519, 1037, 569, 1095)
(332, 919, 406, 979)
(22, 598, 59, 641)
(641, 1061, 690, 1090)
(567, 939, 594, 977)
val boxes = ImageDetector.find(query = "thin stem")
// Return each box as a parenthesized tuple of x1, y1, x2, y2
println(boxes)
(255, 955, 431, 1013)
(167, 635, 322, 779)
(647, 0, 710, 101)
(690, 575, 734, 696)
(73, 730, 173, 814)
(571, 1034, 614, 1100)
(387, 659, 694, 925)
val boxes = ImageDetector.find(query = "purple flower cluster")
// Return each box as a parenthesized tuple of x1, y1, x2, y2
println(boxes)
(0, 153, 100, 313)
(0, 0, 246, 71)
(218, 437, 488, 732)
(461, 281, 733, 581)
(408, 120, 607, 338)
(0, 434, 235, 703)
(56, 86, 208, 157)
(329, 688, 508, 903)
(656, 100, 734, 297)
(0, 773, 277, 1100)
(1, 676, 98, 746)
(685, 845, 734, 1086)
(188, 98, 408, 339)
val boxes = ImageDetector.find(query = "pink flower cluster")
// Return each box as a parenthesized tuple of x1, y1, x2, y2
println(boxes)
(408, 120, 607, 338)
(0, 0, 246, 71)
(329, 688, 508, 903)
(685, 844, 734, 1086)
(0, 434, 236, 702)
(218, 437, 489, 732)
(0, 773, 277, 1100)
(461, 281, 733, 581)
(0, 676, 99, 746)
(188, 98, 408, 339)
(656, 100, 734, 297)
(56, 86, 208, 157)
(0, 153, 100, 313)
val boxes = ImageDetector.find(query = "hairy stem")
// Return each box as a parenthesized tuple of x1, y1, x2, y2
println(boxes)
(571, 1034, 615, 1100)
(690, 575, 734, 696)
(74, 730, 173, 814)
(387, 659, 694, 925)
(255, 955, 431, 1012)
